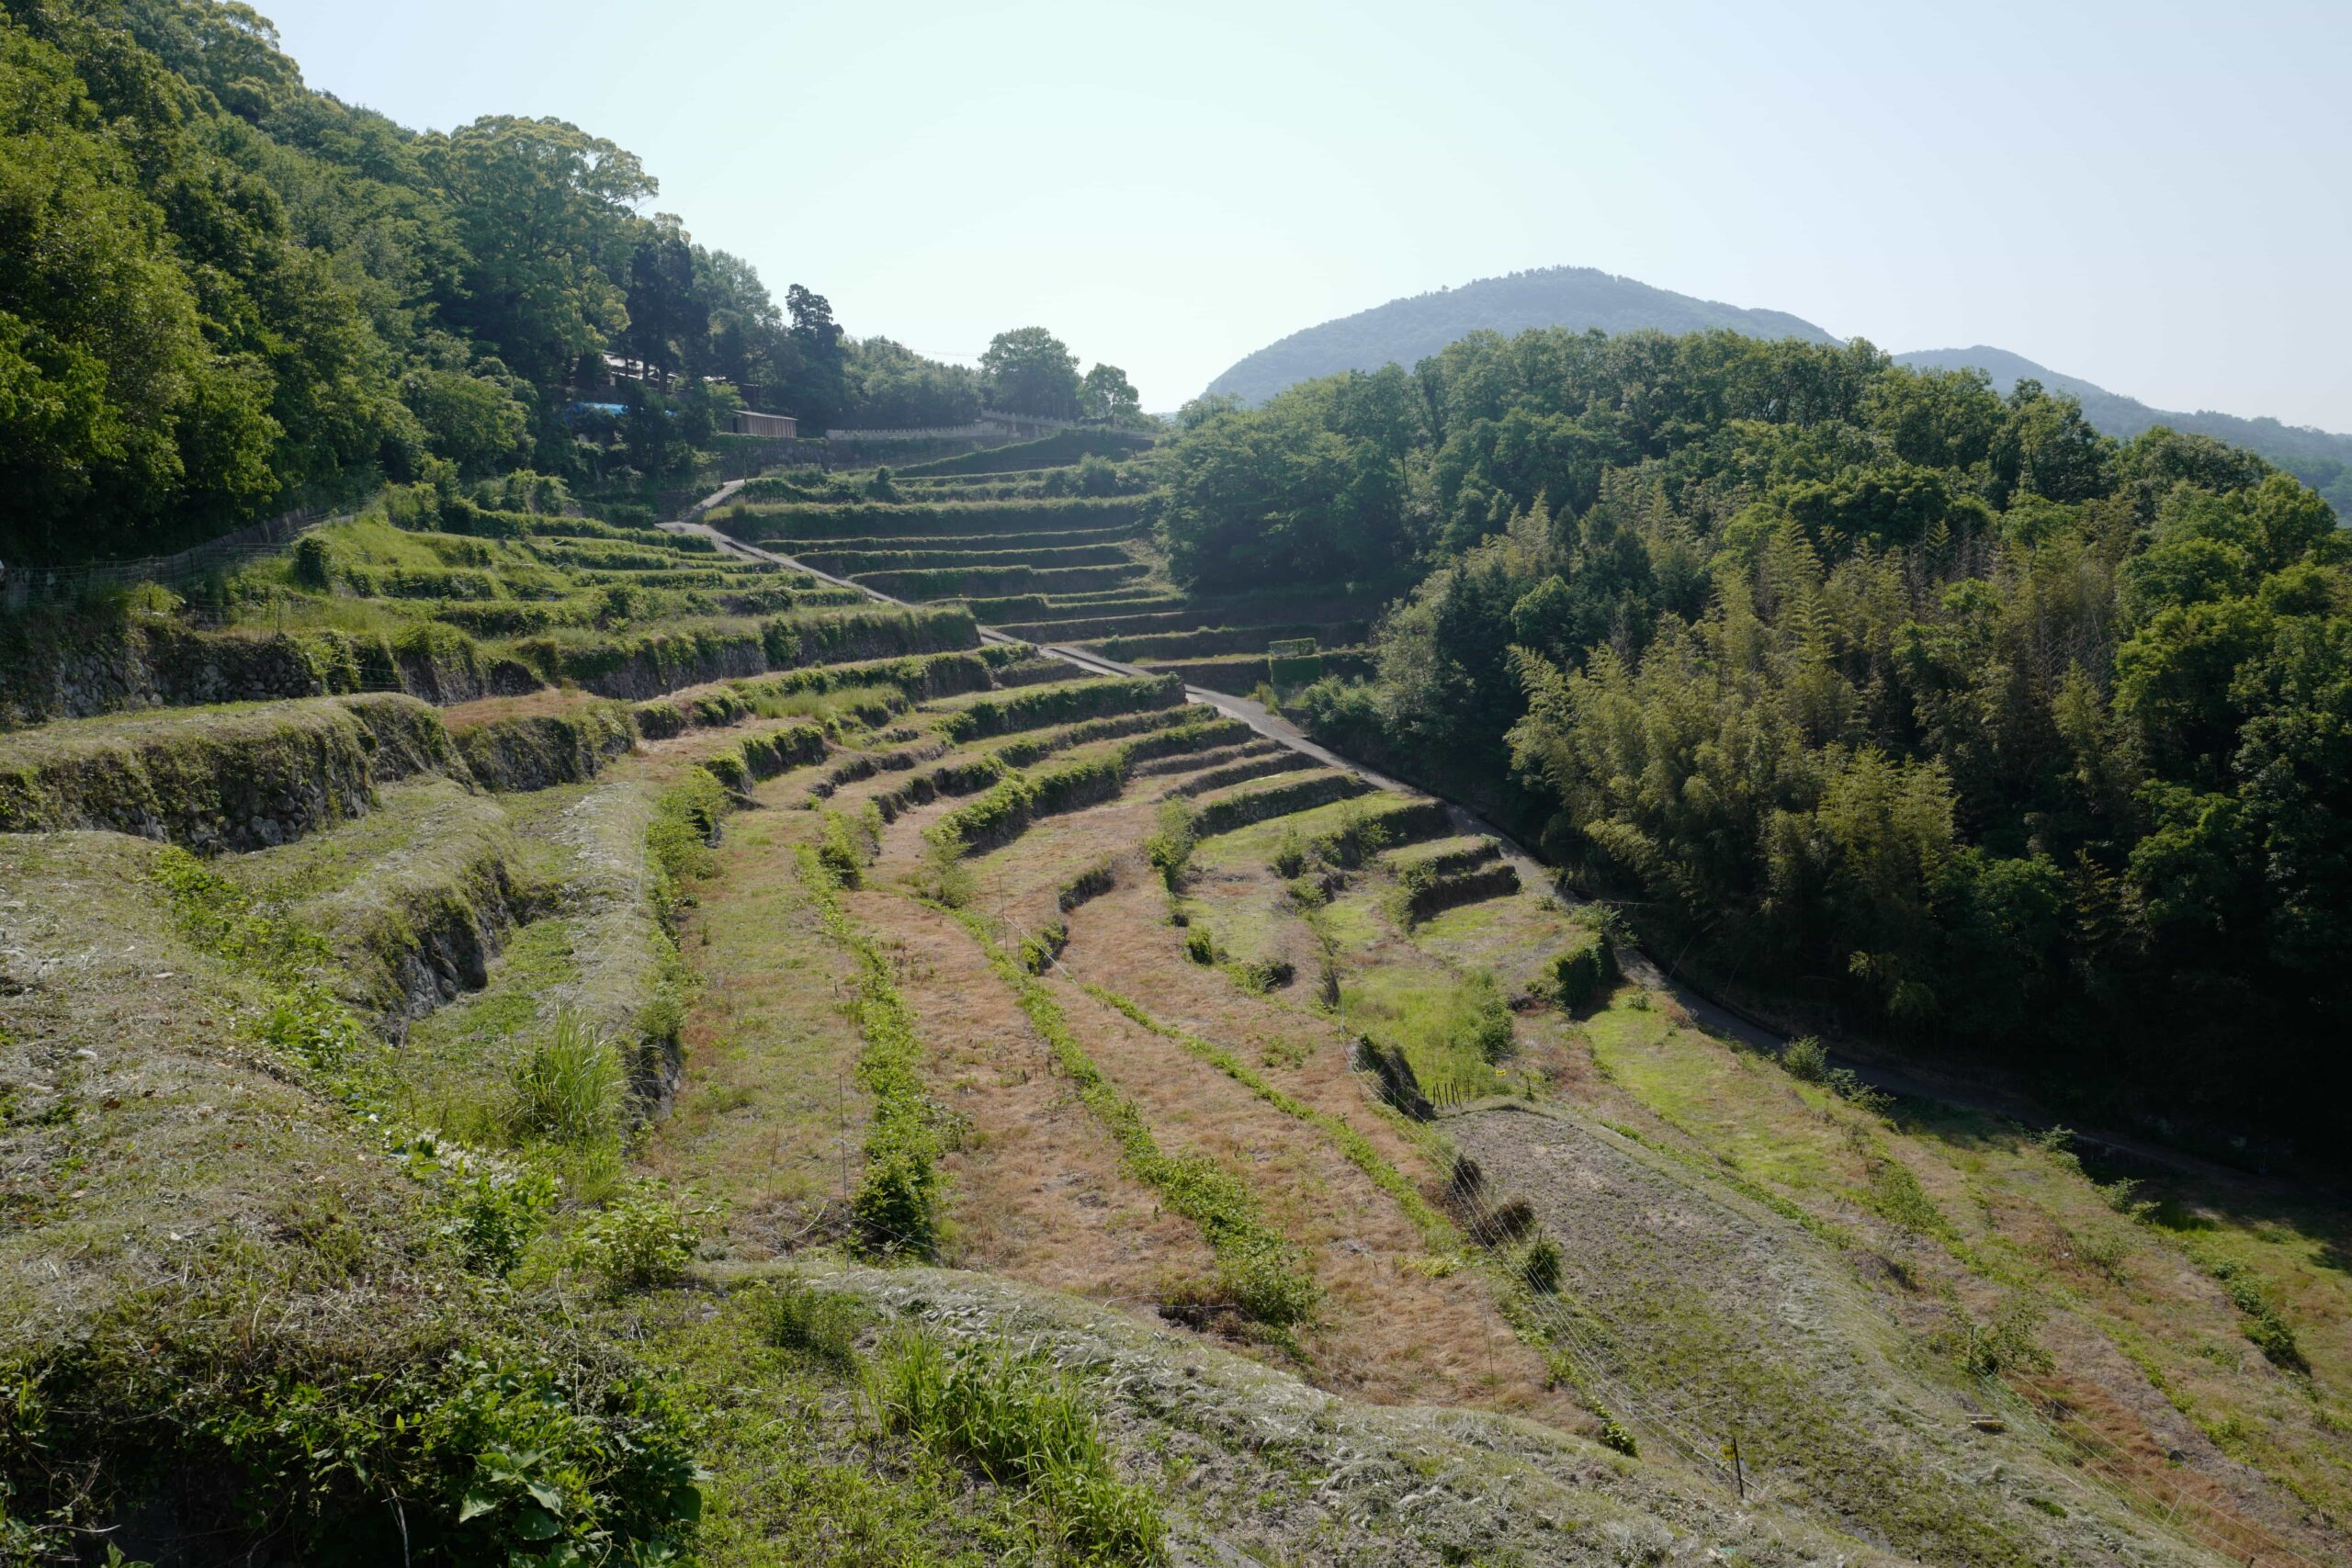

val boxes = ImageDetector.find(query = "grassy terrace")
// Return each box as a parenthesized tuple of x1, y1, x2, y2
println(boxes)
(5, 429, 2347, 1568)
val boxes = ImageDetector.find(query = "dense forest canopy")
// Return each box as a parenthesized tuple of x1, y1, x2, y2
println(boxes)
(1161, 328, 2351, 1138)
(0, 0, 987, 558)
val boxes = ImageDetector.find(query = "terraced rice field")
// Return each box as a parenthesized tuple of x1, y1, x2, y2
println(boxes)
(7, 443, 2348, 1567)
(700, 432, 1390, 701)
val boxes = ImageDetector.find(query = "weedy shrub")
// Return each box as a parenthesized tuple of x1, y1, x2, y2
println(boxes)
(1020, 919, 1069, 975)
(1144, 798, 1197, 889)
(1519, 1233, 1564, 1292)
(818, 807, 870, 887)
(2208, 1258, 2308, 1371)
(569, 1179, 717, 1292)
(752, 1278, 868, 1368)
(1182, 927, 1219, 965)
(1546, 932, 1619, 1011)
(1230, 957, 1294, 994)
(1867, 1157, 1951, 1240)
(1781, 1036, 1830, 1082)
(2, 1334, 704, 1566)
(1954, 1295, 2053, 1376)
(863, 1330, 1166, 1562)
(503, 1009, 623, 1146)
(437, 1164, 561, 1274)
(1270, 825, 1307, 878)
(913, 835, 978, 908)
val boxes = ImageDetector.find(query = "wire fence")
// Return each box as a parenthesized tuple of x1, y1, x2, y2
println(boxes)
(2, 497, 368, 612)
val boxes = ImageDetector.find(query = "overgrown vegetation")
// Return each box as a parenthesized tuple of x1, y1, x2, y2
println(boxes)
(1166, 329, 2352, 1145)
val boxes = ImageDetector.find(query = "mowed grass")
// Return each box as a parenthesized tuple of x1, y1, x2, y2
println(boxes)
(1568, 984, 2352, 1561)
(638, 781, 867, 1239)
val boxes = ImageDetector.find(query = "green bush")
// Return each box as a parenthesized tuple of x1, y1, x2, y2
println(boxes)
(713, 496, 1146, 542)
(569, 1179, 715, 1292)
(436, 1164, 560, 1275)
(928, 752, 1129, 856)
(1145, 798, 1198, 890)
(1781, 1036, 1830, 1082)
(1519, 1233, 1563, 1292)
(1020, 919, 1069, 975)
(938, 674, 1182, 741)
(1546, 932, 1619, 1010)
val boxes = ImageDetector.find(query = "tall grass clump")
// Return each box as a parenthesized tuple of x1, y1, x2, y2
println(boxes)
(864, 1330, 1167, 1562)
(503, 1008, 625, 1145)
(752, 1277, 870, 1368)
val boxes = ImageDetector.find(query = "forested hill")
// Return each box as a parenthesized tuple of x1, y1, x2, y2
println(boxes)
(1207, 271, 2352, 515)
(1202, 265, 1836, 404)
(1158, 332, 2351, 1148)
(0, 0, 984, 562)
(1898, 344, 2352, 513)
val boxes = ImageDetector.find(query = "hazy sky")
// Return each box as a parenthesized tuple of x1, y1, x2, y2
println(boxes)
(257, 0, 2352, 427)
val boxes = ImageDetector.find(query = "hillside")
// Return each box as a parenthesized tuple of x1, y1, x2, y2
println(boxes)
(1202, 265, 1838, 403)
(8, 421, 2347, 1565)
(1897, 344, 2352, 512)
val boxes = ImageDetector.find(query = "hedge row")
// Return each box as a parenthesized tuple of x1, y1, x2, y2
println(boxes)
(927, 750, 1131, 855)
(713, 497, 1148, 542)
(871, 753, 1011, 822)
(1056, 858, 1118, 913)
(452, 702, 636, 792)
(798, 844, 945, 1256)
(730, 645, 1013, 708)
(1319, 796, 1452, 858)
(1095, 622, 1372, 661)
(939, 673, 1182, 741)
(798, 542, 1136, 575)
(893, 427, 1155, 476)
(948, 908, 1317, 1328)
(1191, 771, 1373, 838)
(761, 604, 979, 669)
(991, 702, 1209, 767)
(1130, 739, 1265, 779)
(1119, 717, 1258, 773)
(1167, 750, 1317, 798)
(1388, 837, 1502, 882)
(854, 561, 1149, 601)
(764, 523, 1146, 556)
(630, 686, 756, 739)
(509, 623, 768, 699)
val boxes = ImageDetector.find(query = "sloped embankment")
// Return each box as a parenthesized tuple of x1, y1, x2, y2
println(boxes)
(0, 693, 465, 851)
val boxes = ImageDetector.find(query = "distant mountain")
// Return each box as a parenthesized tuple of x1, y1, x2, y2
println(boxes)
(1894, 346, 2352, 513)
(1204, 271, 2351, 515)
(1203, 265, 1837, 405)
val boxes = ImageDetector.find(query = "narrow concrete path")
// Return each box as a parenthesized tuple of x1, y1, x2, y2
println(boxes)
(661, 497, 2289, 1191)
